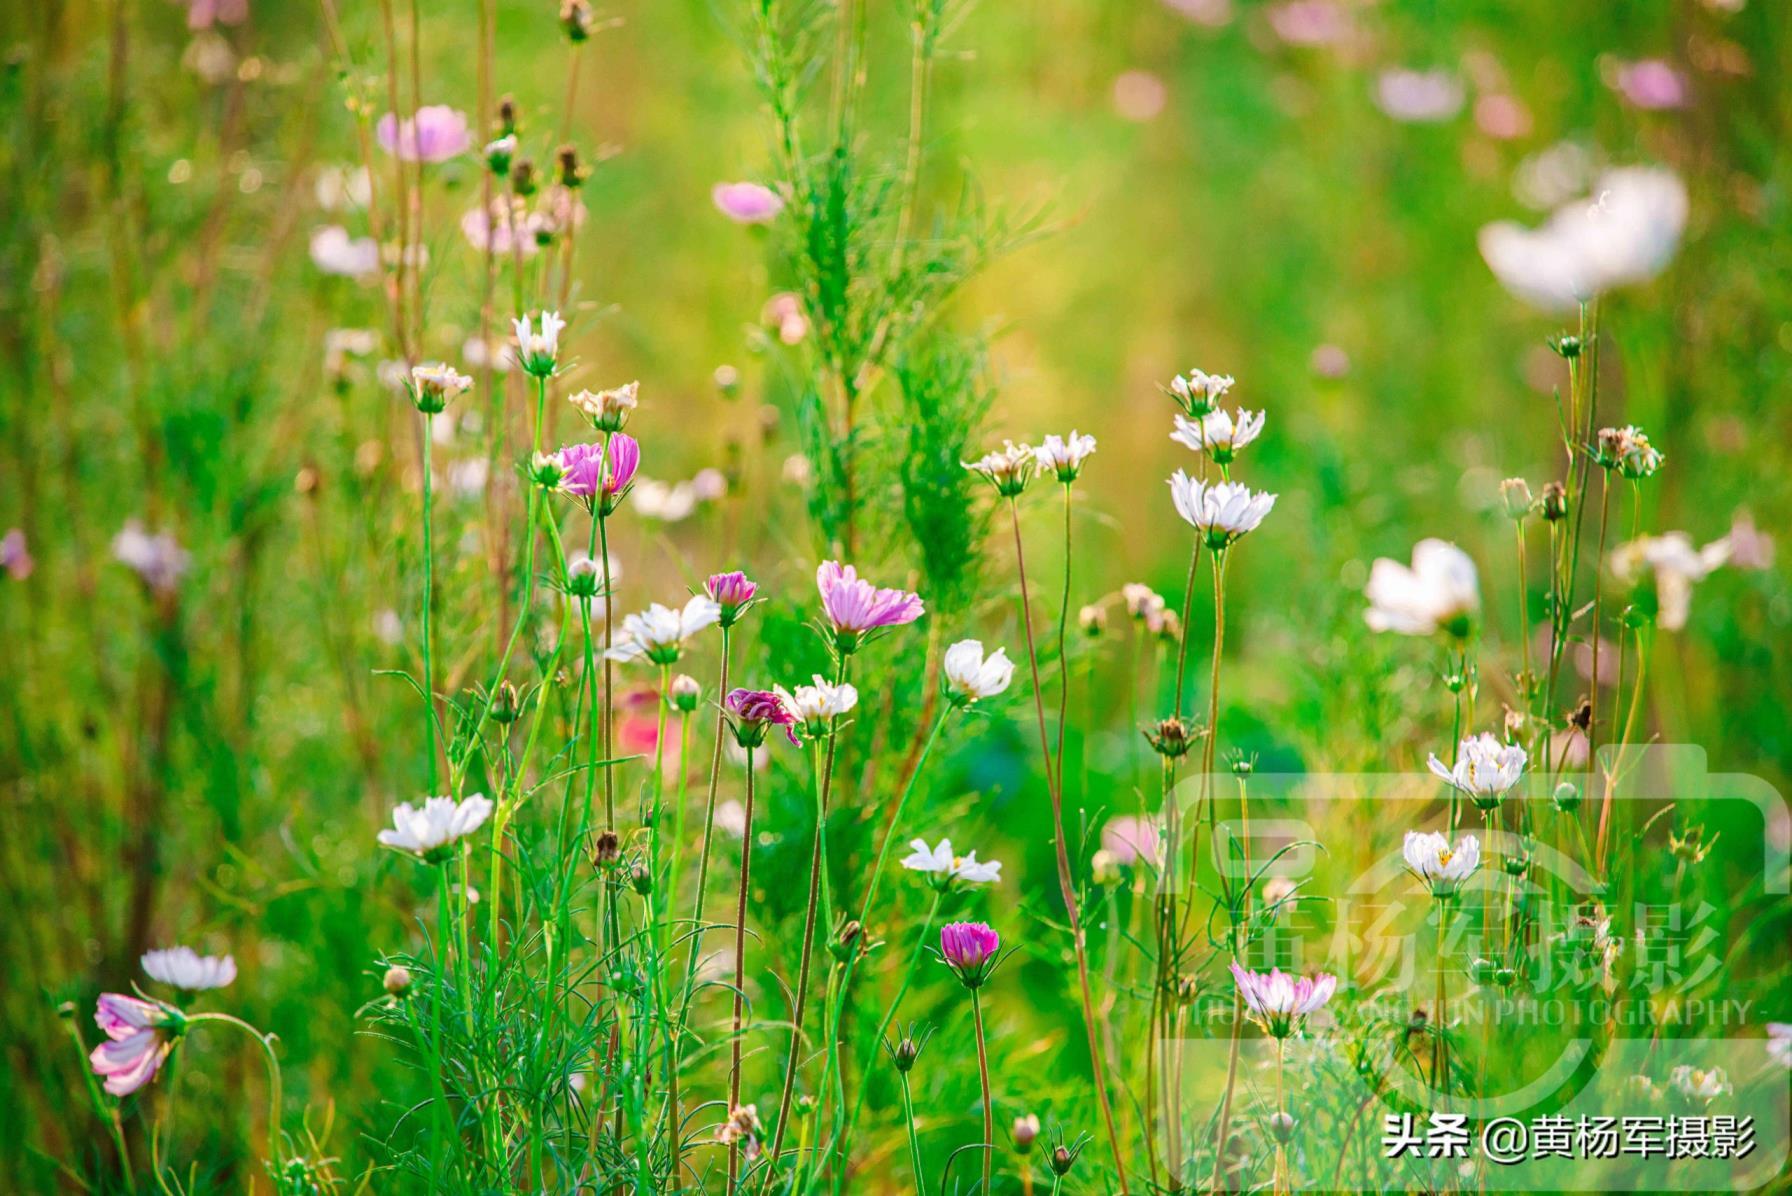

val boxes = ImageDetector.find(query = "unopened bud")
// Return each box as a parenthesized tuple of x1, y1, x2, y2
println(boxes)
(1553, 782, 1581, 813)
(1500, 477, 1533, 520)
(1540, 481, 1569, 522)
(1268, 1112, 1297, 1144)
(629, 862, 653, 895)
(384, 965, 413, 997)
(1050, 1145, 1076, 1177)
(669, 674, 701, 713)
(1012, 1114, 1040, 1150)
(1146, 717, 1196, 759)
(490, 681, 521, 725)
(828, 919, 863, 964)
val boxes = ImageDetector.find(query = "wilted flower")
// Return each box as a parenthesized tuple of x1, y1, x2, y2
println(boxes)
(1145, 716, 1196, 758)
(1402, 830, 1481, 899)
(902, 838, 1003, 888)
(141, 947, 236, 991)
(1033, 432, 1097, 482)
(309, 225, 380, 277)
(1229, 963, 1338, 1038)
(1364, 539, 1479, 638)
(512, 310, 566, 377)
(1374, 68, 1465, 122)
(724, 688, 801, 748)
(568, 382, 637, 433)
(816, 561, 925, 653)
(1479, 167, 1688, 313)
(712, 181, 784, 224)
(408, 363, 473, 413)
(939, 921, 1001, 988)
(1168, 473, 1277, 549)
(606, 596, 722, 665)
(376, 106, 472, 163)
(90, 993, 183, 1096)
(1101, 816, 1162, 867)
(1540, 481, 1569, 522)
(1594, 425, 1665, 479)
(1428, 734, 1528, 811)
(776, 675, 859, 737)
(963, 440, 1036, 497)
(716, 1102, 765, 1159)
(378, 795, 495, 862)
(1170, 408, 1266, 465)
(704, 571, 759, 628)
(1167, 368, 1235, 417)
(942, 639, 1015, 705)
(114, 522, 191, 594)
(1608, 532, 1728, 631)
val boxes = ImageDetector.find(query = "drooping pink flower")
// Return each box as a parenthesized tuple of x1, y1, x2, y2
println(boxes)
(90, 993, 181, 1096)
(939, 921, 1001, 988)
(1229, 962, 1337, 1038)
(712, 181, 784, 224)
(705, 571, 759, 628)
(815, 561, 925, 653)
(724, 688, 801, 748)
(377, 106, 472, 163)
(1611, 59, 1688, 111)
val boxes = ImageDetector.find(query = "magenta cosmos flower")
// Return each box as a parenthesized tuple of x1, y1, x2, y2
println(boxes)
(90, 993, 183, 1096)
(705, 571, 759, 628)
(724, 688, 801, 749)
(712, 181, 784, 225)
(940, 921, 1001, 988)
(1229, 962, 1337, 1039)
(555, 434, 639, 514)
(815, 560, 925, 653)
(377, 106, 472, 163)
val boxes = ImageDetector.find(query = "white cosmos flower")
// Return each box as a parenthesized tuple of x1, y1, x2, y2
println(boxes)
(1766, 1024, 1791, 1069)
(1478, 166, 1688, 313)
(1668, 1065, 1732, 1101)
(775, 675, 859, 735)
(1168, 368, 1235, 415)
(512, 310, 566, 376)
(1032, 432, 1097, 482)
(1170, 408, 1265, 464)
(942, 639, 1015, 705)
(309, 225, 380, 277)
(1428, 734, 1528, 810)
(379, 794, 494, 861)
(568, 381, 638, 433)
(962, 440, 1036, 497)
(1168, 472, 1276, 548)
(141, 947, 236, 991)
(901, 837, 1003, 886)
(605, 596, 722, 665)
(1608, 532, 1728, 632)
(1364, 539, 1480, 637)
(1402, 831, 1480, 898)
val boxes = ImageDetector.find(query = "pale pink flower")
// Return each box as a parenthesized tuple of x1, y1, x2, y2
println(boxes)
(1375, 69, 1465, 123)
(1266, 1, 1347, 46)
(1, 528, 32, 580)
(712, 181, 783, 224)
(1229, 963, 1337, 1038)
(1101, 816, 1162, 867)
(1611, 59, 1688, 110)
(816, 561, 924, 651)
(177, 0, 248, 31)
(90, 993, 181, 1096)
(377, 106, 472, 163)
(309, 226, 380, 277)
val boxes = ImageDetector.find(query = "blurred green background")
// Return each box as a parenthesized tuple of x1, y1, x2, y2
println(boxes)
(2, 0, 1789, 1189)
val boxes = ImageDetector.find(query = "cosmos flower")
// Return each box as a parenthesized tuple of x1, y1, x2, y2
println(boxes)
(114, 522, 191, 595)
(705, 571, 759, 628)
(942, 640, 1015, 705)
(1101, 816, 1162, 867)
(963, 441, 1037, 497)
(1479, 167, 1688, 313)
(1374, 68, 1465, 123)
(1, 528, 33, 580)
(90, 993, 183, 1096)
(902, 838, 1003, 887)
(1122, 583, 1168, 630)
(1167, 368, 1235, 417)
(308, 226, 380, 278)
(1610, 59, 1688, 110)
(712, 181, 784, 224)
(177, 0, 248, 31)
(378, 795, 495, 862)
(1402, 830, 1481, 899)
(1170, 408, 1266, 465)
(408, 363, 473, 413)
(1363, 539, 1479, 638)
(554, 434, 640, 513)
(1668, 1065, 1732, 1102)
(775, 675, 859, 737)
(1168, 473, 1276, 548)
(939, 921, 1002, 988)
(1266, 1, 1349, 46)
(376, 106, 472, 163)
(461, 197, 542, 258)
(513, 311, 566, 377)
(605, 596, 723, 665)
(1033, 432, 1097, 483)
(1608, 533, 1729, 631)
(1228, 963, 1337, 1038)
(724, 688, 801, 748)
(141, 947, 236, 991)
(1594, 425, 1666, 479)
(1428, 735, 1528, 811)
(815, 561, 925, 652)
(568, 382, 638, 433)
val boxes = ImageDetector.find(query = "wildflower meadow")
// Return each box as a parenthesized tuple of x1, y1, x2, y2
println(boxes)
(4, 1, 1792, 1193)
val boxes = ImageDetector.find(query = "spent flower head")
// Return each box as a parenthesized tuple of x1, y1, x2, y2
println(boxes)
(1594, 425, 1665, 479)
(408, 363, 473, 413)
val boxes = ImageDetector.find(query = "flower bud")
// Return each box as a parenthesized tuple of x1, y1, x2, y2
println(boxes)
(628, 862, 653, 895)
(566, 555, 601, 598)
(561, 0, 594, 41)
(1050, 1145, 1077, 1177)
(485, 134, 516, 176)
(529, 451, 566, 490)
(384, 965, 413, 997)
(1540, 481, 1569, 522)
(490, 681, 521, 725)
(669, 674, 701, 713)
(556, 143, 585, 189)
(1268, 1112, 1297, 1144)
(1078, 604, 1107, 637)
(1500, 477, 1533, 520)
(1494, 966, 1517, 988)
(829, 919, 863, 964)
(1502, 852, 1529, 878)
(1012, 1114, 1040, 1151)
(1551, 334, 1582, 360)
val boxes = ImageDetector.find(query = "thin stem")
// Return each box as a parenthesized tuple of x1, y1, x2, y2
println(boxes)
(899, 1070, 926, 1194)
(972, 987, 993, 1196)
(1054, 483, 1074, 800)
(419, 413, 437, 790)
(728, 745, 759, 1193)
(186, 1012, 283, 1174)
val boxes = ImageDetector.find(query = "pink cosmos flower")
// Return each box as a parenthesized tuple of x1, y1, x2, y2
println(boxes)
(1266, 1, 1347, 46)
(1, 528, 32, 580)
(90, 993, 181, 1096)
(1612, 59, 1688, 110)
(940, 921, 1001, 988)
(555, 434, 640, 513)
(1101, 816, 1162, 867)
(815, 561, 925, 652)
(1229, 962, 1337, 1038)
(712, 181, 784, 224)
(177, 0, 248, 31)
(724, 688, 801, 749)
(377, 106, 472, 163)
(705, 571, 759, 627)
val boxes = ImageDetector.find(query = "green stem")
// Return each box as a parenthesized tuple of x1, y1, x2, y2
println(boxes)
(972, 986, 993, 1196)
(187, 1012, 284, 1174)
(729, 745, 758, 1193)
(420, 413, 438, 791)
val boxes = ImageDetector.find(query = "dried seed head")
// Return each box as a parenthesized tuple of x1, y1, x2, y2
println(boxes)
(589, 830, 620, 869)
(1541, 481, 1569, 521)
